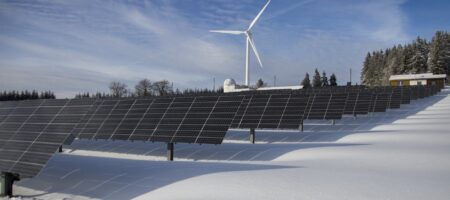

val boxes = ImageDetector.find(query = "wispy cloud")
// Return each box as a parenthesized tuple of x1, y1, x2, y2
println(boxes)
(0, 0, 419, 97)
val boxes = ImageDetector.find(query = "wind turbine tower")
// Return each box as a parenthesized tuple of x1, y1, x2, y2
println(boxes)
(210, 0, 271, 86)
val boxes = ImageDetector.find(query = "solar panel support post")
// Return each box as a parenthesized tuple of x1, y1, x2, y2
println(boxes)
(299, 120, 304, 132)
(0, 172, 19, 197)
(250, 128, 255, 144)
(167, 143, 174, 161)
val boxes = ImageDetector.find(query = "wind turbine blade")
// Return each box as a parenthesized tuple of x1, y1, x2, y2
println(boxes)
(248, 35, 263, 68)
(248, 0, 271, 31)
(210, 30, 246, 35)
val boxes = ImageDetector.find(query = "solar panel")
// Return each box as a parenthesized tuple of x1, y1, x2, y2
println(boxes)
(0, 99, 96, 178)
(417, 86, 425, 99)
(343, 92, 358, 115)
(371, 93, 390, 112)
(0, 101, 18, 120)
(401, 89, 411, 104)
(324, 93, 347, 120)
(410, 87, 419, 100)
(424, 86, 431, 97)
(278, 94, 309, 129)
(230, 94, 310, 130)
(237, 95, 270, 129)
(151, 97, 194, 143)
(113, 99, 154, 141)
(354, 92, 372, 115)
(129, 98, 169, 141)
(389, 89, 402, 109)
(75, 95, 243, 145)
(230, 95, 251, 128)
(256, 94, 288, 129)
(305, 94, 331, 120)
(192, 95, 243, 144)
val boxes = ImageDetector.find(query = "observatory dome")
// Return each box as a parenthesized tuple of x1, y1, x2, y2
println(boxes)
(224, 78, 236, 86)
(223, 78, 237, 93)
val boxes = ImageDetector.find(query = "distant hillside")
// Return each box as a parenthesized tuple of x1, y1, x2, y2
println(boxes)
(361, 31, 450, 86)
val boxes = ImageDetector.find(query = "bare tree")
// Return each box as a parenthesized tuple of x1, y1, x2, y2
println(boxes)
(153, 80, 173, 96)
(135, 79, 152, 97)
(109, 81, 128, 97)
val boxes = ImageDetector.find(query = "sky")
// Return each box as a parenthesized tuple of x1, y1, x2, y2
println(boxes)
(0, 0, 449, 98)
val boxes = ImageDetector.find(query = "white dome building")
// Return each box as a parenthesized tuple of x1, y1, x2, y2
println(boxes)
(223, 78, 237, 93)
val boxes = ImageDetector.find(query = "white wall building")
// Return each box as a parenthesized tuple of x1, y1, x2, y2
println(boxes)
(223, 78, 303, 93)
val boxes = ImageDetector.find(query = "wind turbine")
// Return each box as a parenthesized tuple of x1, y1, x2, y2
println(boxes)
(210, 0, 271, 86)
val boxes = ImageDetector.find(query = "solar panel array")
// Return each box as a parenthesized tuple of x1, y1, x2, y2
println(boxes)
(0, 95, 243, 179)
(231, 85, 441, 130)
(0, 85, 442, 182)
(0, 99, 95, 178)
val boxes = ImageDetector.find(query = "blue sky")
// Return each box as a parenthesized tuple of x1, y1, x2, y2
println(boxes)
(0, 0, 449, 98)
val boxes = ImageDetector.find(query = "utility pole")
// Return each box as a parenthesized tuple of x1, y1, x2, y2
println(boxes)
(274, 75, 277, 87)
(213, 77, 216, 91)
(350, 68, 352, 85)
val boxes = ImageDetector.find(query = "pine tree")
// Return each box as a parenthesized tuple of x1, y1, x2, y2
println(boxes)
(330, 74, 337, 86)
(407, 37, 429, 74)
(312, 68, 322, 87)
(428, 31, 450, 75)
(301, 73, 311, 88)
(256, 78, 265, 88)
(321, 71, 329, 87)
(361, 52, 371, 85)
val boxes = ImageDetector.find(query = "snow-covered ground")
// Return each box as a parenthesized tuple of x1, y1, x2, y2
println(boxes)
(11, 88, 450, 200)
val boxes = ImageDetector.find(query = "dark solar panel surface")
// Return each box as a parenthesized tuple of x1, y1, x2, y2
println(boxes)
(410, 88, 419, 100)
(401, 89, 411, 104)
(343, 93, 358, 115)
(324, 93, 347, 120)
(0, 99, 96, 178)
(371, 93, 390, 112)
(74, 96, 243, 144)
(256, 94, 288, 129)
(278, 94, 309, 129)
(418, 87, 425, 99)
(232, 94, 309, 129)
(354, 92, 372, 115)
(305, 94, 331, 120)
(230, 96, 251, 128)
(389, 90, 402, 109)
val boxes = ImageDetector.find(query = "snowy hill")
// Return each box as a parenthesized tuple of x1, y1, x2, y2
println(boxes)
(12, 87, 450, 200)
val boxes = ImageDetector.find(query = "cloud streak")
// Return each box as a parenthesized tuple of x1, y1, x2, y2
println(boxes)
(0, 0, 418, 98)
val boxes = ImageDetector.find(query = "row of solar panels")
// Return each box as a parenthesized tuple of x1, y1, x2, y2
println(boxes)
(0, 85, 441, 178)
(231, 85, 440, 128)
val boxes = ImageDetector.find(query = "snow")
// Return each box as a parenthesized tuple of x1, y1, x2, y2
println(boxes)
(389, 73, 447, 81)
(9, 87, 450, 200)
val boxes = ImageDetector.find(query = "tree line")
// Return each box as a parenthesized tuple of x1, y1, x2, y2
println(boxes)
(74, 79, 223, 99)
(361, 30, 450, 86)
(254, 69, 338, 90)
(0, 90, 55, 101)
(300, 69, 337, 88)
